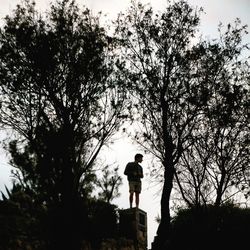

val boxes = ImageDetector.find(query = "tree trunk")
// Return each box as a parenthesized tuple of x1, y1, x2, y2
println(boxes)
(214, 168, 226, 207)
(152, 154, 175, 250)
(49, 138, 84, 250)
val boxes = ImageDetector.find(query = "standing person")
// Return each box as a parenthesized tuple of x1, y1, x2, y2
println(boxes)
(124, 153, 144, 208)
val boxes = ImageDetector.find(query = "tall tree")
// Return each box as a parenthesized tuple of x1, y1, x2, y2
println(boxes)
(115, 1, 249, 249)
(116, 1, 204, 248)
(0, 0, 125, 249)
(176, 22, 250, 207)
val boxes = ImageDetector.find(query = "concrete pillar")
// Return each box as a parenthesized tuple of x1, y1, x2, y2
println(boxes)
(119, 208, 147, 250)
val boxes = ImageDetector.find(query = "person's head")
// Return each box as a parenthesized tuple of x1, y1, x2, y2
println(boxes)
(135, 153, 143, 163)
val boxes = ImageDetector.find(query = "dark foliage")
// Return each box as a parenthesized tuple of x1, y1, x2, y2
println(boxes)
(0, 184, 47, 249)
(169, 205, 250, 250)
(0, 185, 119, 250)
(88, 199, 118, 249)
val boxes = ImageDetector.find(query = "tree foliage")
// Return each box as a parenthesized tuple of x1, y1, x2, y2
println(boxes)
(0, 184, 47, 249)
(175, 20, 250, 208)
(169, 204, 250, 250)
(115, 1, 249, 248)
(116, 1, 207, 248)
(95, 165, 122, 203)
(0, 0, 125, 249)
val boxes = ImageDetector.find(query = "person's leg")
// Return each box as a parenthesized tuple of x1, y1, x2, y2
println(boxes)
(135, 192, 139, 208)
(129, 192, 134, 208)
(135, 182, 141, 208)
(129, 182, 136, 208)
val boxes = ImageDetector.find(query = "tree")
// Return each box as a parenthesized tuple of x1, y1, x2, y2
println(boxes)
(116, 1, 206, 248)
(174, 20, 250, 208)
(0, 0, 125, 249)
(115, 1, 249, 249)
(95, 164, 122, 203)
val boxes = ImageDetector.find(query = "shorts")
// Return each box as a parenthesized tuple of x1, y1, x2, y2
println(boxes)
(129, 181, 142, 193)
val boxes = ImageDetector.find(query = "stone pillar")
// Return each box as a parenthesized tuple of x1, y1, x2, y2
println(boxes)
(119, 208, 147, 250)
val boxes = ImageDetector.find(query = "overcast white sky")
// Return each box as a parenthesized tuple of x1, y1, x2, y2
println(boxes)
(0, 0, 249, 247)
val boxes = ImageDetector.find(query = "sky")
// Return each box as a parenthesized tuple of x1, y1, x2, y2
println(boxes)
(0, 0, 250, 247)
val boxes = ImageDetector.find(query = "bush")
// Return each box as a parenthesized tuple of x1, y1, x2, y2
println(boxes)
(169, 204, 250, 250)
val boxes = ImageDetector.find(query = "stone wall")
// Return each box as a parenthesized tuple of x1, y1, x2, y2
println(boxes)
(100, 238, 136, 250)
(81, 208, 148, 250)
(81, 237, 148, 250)
(81, 238, 136, 250)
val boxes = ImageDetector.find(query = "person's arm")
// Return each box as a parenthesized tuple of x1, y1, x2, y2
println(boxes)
(124, 163, 130, 175)
(124, 165, 128, 175)
(139, 166, 143, 178)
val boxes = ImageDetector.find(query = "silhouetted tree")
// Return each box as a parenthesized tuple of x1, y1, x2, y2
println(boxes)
(96, 165, 122, 203)
(116, 1, 205, 248)
(0, 0, 125, 249)
(115, 1, 249, 249)
(174, 20, 250, 208)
